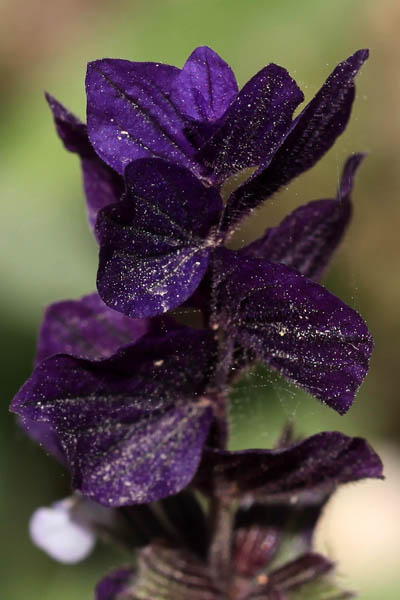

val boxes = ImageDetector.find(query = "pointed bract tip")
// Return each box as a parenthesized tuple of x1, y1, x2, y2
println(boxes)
(44, 92, 60, 114)
(355, 48, 370, 61)
(337, 152, 367, 201)
(347, 48, 370, 70)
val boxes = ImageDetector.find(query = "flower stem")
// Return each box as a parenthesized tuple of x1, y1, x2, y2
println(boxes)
(208, 495, 234, 588)
(210, 390, 230, 450)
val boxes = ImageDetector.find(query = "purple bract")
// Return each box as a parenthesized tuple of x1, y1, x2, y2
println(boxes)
(13, 326, 216, 505)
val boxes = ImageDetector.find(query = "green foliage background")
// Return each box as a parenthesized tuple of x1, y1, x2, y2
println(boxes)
(1, 1, 399, 598)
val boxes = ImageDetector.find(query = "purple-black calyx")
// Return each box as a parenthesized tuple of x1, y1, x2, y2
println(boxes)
(12, 45, 382, 599)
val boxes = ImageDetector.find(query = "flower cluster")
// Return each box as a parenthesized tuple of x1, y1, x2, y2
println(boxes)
(12, 47, 383, 599)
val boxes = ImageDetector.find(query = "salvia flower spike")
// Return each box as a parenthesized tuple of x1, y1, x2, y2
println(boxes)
(12, 46, 382, 600)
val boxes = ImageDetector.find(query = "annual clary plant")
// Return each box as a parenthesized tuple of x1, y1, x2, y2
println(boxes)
(12, 46, 383, 599)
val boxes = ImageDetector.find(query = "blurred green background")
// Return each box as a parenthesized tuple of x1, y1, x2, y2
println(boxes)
(1, 0, 400, 598)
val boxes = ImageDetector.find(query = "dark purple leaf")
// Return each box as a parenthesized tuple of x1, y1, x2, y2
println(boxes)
(95, 568, 133, 600)
(223, 50, 368, 231)
(46, 94, 124, 230)
(196, 432, 383, 499)
(197, 64, 304, 183)
(170, 46, 238, 123)
(86, 59, 202, 176)
(12, 329, 216, 506)
(36, 292, 153, 363)
(97, 159, 223, 318)
(241, 154, 365, 280)
(213, 249, 373, 413)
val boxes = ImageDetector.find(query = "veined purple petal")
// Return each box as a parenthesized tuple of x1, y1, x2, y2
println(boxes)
(170, 46, 238, 123)
(46, 94, 124, 231)
(196, 432, 383, 499)
(36, 292, 152, 363)
(96, 159, 223, 318)
(241, 154, 365, 280)
(197, 64, 304, 183)
(95, 568, 134, 600)
(223, 50, 369, 231)
(86, 60, 202, 176)
(213, 249, 373, 413)
(12, 328, 216, 506)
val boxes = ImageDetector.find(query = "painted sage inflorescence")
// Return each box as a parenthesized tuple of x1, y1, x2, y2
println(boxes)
(12, 47, 383, 599)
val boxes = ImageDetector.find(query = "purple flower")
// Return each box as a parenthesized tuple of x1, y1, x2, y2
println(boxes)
(48, 46, 367, 236)
(85, 46, 366, 194)
(95, 149, 365, 320)
(14, 292, 218, 507)
(96, 155, 372, 413)
(92, 46, 368, 319)
(14, 47, 375, 512)
(96, 159, 224, 318)
(18, 292, 171, 462)
(12, 324, 216, 506)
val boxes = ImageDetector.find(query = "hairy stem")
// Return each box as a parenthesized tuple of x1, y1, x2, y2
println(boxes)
(208, 495, 234, 588)
(210, 390, 230, 450)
